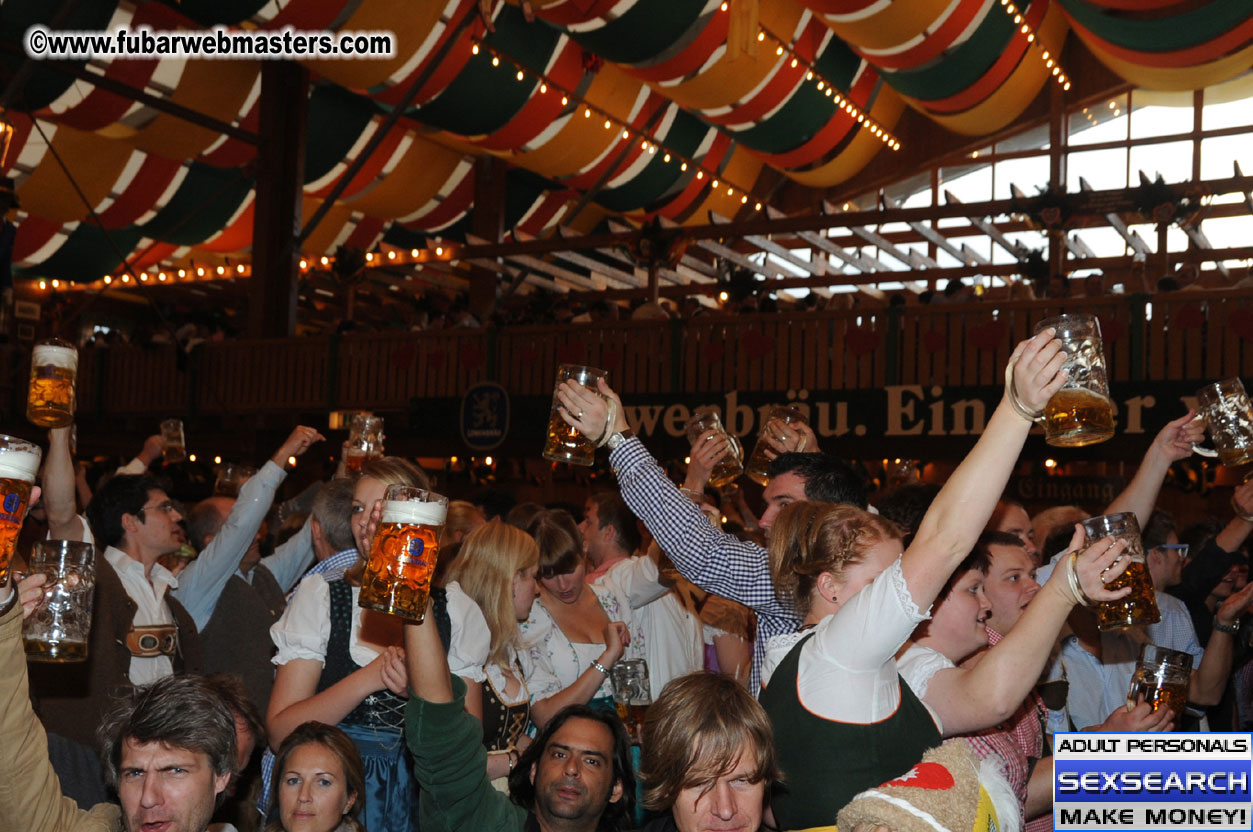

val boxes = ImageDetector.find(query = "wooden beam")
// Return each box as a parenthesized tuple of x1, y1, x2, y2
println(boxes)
(450, 175, 1253, 263)
(249, 61, 307, 338)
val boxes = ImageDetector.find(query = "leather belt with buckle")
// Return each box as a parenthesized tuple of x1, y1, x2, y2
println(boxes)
(126, 624, 178, 658)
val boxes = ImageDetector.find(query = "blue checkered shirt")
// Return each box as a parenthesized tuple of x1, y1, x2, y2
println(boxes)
(610, 437, 799, 694)
(302, 548, 359, 583)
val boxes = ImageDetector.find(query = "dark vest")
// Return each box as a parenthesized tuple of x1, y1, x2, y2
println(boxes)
(200, 564, 287, 714)
(759, 633, 941, 830)
(316, 580, 452, 730)
(30, 554, 202, 749)
(481, 658, 532, 753)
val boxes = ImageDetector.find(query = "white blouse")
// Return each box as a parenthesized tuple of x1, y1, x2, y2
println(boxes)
(761, 558, 928, 723)
(519, 583, 641, 702)
(896, 643, 951, 734)
(444, 580, 530, 704)
(270, 574, 489, 680)
(601, 558, 705, 700)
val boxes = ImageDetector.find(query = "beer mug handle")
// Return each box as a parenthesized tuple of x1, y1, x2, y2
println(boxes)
(1189, 412, 1219, 458)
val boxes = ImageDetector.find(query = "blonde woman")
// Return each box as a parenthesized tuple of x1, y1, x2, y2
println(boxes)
(445, 521, 540, 788)
(445, 500, 487, 544)
(268, 457, 479, 832)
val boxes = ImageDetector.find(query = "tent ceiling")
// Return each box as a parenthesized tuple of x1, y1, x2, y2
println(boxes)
(0, 0, 1249, 290)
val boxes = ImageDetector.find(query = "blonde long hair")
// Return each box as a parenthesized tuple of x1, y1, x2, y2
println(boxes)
(448, 521, 539, 666)
(767, 502, 901, 615)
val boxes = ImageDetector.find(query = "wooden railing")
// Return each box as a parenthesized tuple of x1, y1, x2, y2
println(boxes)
(4, 290, 1253, 423)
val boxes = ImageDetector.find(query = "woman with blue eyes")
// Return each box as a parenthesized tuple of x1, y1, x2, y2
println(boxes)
(267, 721, 365, 832)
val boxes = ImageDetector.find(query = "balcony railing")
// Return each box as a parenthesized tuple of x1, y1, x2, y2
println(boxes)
(3, 291, 1251, 425)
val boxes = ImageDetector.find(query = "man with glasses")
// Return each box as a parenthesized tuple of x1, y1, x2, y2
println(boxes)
(28, 474, 204, 756)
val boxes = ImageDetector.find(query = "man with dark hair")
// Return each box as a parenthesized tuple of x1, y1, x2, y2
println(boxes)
(202, 673, 267, 832)
(581, 492, 644, 582)
(552, 379, 867, 692)
(194, 489, 319, 712)
(405, 604, 634, 832)
(763, 452, 869, 527)
(875, 482, 942, 540)
(33, 426, 323, 755)
(1, 571, 238, 832)
(33, 473, 204, 752)
(580, 491, 705, 698)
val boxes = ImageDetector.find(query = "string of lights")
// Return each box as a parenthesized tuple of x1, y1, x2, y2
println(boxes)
(753, 25, 902, 151)
(998, 0, 1071, 91)
(26, 10, 911, 295)
(467, 36, 765, 211)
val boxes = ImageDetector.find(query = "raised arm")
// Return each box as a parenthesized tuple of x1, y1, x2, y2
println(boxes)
(42, 427, 82, 541)
(923, 528, 1130, 735)
(175, 426, 324, 628)
(902, 330, 1066, 605)
(405, 596, 453, 702)
(1169, 486, 1253, 612)
(557, 380, 791, 618)
(115, 434, 164, 475)
(1, 571, 101, 829)
(1215, 478, 1253, 553)
(404, 600, 525, 831)
(1104, 411, 1202, 526)
(261, 518, 314, 593)
(1189, 581, 1253, 706)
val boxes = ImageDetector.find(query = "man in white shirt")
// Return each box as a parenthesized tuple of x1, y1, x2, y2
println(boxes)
(581, 491, 704, 699)
(42, 425, 324, 632)
(30, 426, 323, 753)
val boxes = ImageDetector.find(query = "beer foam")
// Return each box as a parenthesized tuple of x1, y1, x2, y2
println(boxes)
(32, 344, 78, 372)
(0, 446, 41, 481)
(382, 500, 447, 526)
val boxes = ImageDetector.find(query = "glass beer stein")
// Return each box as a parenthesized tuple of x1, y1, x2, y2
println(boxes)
(27, 338, 77, 429)
(1127, 644, 1191, 718)
(1029, 314, 1115, 447)
(213, 464, 256, 498)
(541, 364, 608, 467)
(744, 405, 808, 486)
(358, 486, 448, 622)
(23, 540, 95, 662)
(610, 658, 652, 742)
(160, 419, 187, 464)
(686, 407, 743, 489)
(1191, 378, 1253, 467)
(345, 414, 384, 474)
(1082, 512, 1160, 631)
(0, 435, 41, 586)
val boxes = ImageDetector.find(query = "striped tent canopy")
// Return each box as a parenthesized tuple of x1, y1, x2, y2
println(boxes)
(0, 0, 1250, 285)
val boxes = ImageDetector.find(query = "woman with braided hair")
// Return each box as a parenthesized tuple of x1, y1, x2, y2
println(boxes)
(757, 329, 1070, 830)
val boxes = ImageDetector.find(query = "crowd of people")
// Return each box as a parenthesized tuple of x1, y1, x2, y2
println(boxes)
(6, 326, 1253, 832)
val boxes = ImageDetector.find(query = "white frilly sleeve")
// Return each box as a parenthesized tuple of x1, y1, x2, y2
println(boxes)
(445, 581, 490, 683)
(810, 557, 927, 672)
(896, 644, 956, 700)
(270, 574, 331, 665)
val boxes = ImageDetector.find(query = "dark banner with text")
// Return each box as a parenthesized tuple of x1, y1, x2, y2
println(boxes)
(406, 380, 1215, 462)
